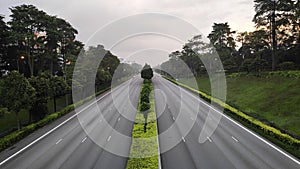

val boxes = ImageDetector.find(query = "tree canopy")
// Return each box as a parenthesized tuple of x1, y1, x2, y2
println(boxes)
(141, 64, 153, 80)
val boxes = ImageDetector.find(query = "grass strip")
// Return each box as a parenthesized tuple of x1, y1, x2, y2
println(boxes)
(126, 79, 159, 169)
(163, 75, 300, 159)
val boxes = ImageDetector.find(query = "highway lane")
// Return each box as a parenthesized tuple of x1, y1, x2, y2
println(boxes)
(0, 77, 143, 169)
(153, 75, 300, 169)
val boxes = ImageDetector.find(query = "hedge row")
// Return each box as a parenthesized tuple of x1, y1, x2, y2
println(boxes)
(163, 76, 300, 147)
(228, 70, 300, 79)
(139, 79, 152, 112)
(0, 87, 110, 152)
(126, 79, 159, 169)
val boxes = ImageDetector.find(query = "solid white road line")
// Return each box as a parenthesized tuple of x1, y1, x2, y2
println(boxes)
(231, 136, 239, 142)
(161, 78, 300, 165)
(117, 117, 121, 122)
(81, 137, 87, 143)
(55, 139, 62, 145)
(0, 79, 131, 166)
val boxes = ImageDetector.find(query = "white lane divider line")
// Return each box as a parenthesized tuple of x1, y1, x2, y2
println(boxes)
(107, 136, 111, 142)
(172, 117, 175, 121)
(182, 137, 186, 142)
(231, 136, 239, 142)
(81, 137, 87, 143)
(0, 78, 132, 166)
(118, 117, 121, 122)
(55, 139, 62, 145)
(207, 137, 212, 143)
(161, 78, 300, 165)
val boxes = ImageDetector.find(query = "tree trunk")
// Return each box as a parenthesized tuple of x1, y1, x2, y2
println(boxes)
(271, 1, 277, 71)
(53, 96, 57, 112)
(16, 113, 21, 130)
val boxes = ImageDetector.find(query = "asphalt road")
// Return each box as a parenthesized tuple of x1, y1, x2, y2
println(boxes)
(1, 75, 299, 169)
(153, 75, 300, 169)
(0, 77, 143, 169)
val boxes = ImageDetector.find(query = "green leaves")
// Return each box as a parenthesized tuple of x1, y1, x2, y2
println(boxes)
(0, 71, 35, 114)
(141, 64, 153, 80)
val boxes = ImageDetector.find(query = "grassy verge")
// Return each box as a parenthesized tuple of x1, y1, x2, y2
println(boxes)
(126, 79, 159, 169)
(163, 75, 300, 159)
(0, 87, 110, 152)
(181, 73, 300, 137)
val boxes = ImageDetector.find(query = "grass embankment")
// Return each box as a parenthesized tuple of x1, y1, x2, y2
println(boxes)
(164, 71, 300, 158)
(0, 88, 110, 152)
(126, 79, 159, 169)
(183, 71, 300, 137)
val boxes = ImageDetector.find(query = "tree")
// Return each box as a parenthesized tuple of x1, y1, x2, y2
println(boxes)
(208, 23, 238, 72)
(253, 0, 296, 70)
(236, 30, 272, 70)
(0, 71, 36, 129)
(49, 75, 68, 112)
(0, 15, 9, 75)
(8, 4, 49, 76)
(141, 64, 153, 79)
(28, 72, 50, 121)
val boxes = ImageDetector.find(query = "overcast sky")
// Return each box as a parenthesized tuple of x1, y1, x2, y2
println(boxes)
(0, 0, 256, 66)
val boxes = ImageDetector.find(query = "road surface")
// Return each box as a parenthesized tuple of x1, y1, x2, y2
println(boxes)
(1, 75, 299, 169)
(153, 75, 300, 169)
(0, 77, 142, 169)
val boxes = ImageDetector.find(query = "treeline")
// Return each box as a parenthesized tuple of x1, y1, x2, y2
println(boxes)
(161, 0, 300, 76)
(0, 5, 140, 131)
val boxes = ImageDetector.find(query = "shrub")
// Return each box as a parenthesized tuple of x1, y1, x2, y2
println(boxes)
(140, 102, 150, 112)
(278, 62, 297, 71)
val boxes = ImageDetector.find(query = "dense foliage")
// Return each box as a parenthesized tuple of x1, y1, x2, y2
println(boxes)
(0, 5, 141, 133)
(160, 0, 300, 76)
(141, 64, 154, 80)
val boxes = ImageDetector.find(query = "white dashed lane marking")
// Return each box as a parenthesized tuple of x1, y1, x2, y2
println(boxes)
(232, 136, 239, 142)
(55, 139, 62, 145)
(81, 137, 87, 143)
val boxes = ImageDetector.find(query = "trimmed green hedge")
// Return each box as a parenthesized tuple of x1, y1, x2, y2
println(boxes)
(126, 79, 159, 169)
(163, 76, 300, 156)
(228, 70, 300, 79)
(0, 87, 110, 152)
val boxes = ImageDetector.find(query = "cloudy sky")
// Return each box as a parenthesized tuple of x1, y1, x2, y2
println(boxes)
(0, 0, 256, 66)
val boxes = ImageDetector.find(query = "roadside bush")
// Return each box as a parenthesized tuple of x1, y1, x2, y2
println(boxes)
(278, 62, 297, 71)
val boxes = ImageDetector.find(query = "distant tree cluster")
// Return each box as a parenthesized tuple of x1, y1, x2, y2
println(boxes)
(160, 0, 300, 76)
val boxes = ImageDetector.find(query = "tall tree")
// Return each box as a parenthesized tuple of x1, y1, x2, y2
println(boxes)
(8, 4, 48, 76)
(253, 0, 296, 70)
(0, 15, 9, 74)
(208, 23, 237, 72)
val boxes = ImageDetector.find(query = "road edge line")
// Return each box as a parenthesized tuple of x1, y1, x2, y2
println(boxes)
(0, 79, 132, 166)
(162, 77, 300, 165)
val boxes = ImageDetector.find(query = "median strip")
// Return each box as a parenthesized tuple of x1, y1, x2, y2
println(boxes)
(126, 79, 160, 169)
